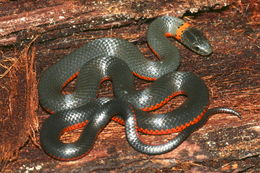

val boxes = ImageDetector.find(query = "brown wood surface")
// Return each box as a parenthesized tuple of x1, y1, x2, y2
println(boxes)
(0, 0, 259, 172)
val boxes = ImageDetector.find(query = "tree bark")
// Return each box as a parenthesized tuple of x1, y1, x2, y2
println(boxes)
(0, 0, 259, 172)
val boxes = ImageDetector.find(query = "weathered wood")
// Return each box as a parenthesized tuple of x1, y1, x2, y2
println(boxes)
(0, 0, 259, 172)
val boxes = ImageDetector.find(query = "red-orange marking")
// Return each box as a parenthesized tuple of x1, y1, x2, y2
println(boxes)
(132, 72, 157, 81)
(164, 32, 174, 37)
(61, 120, 89, 134)
(112, 116, 125, 125)
(112, 106, 209, 135)
(175, 22, 191, 40)
(99, 76, 110, 84)
(140, 91, 186, 112)
(61, 71, 79, 89)
(61, 71, 80, 95)
(147, 42, 161, 60)
(138, 106, 208, 135)
(42, 106, 55, 114)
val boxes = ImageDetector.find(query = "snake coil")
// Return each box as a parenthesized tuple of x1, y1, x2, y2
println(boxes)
(39, 16, 241, 160)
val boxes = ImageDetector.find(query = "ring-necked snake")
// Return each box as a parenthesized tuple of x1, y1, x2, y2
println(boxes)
(39, 16, 241, 161)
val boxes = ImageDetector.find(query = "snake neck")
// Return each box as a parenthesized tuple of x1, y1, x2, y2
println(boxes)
(147, 16, 185, 71)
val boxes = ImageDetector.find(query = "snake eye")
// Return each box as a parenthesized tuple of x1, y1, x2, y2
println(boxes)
(193, 45, 200, 52)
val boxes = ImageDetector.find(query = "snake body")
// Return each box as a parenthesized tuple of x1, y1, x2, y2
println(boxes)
(39, 16, 240, 160)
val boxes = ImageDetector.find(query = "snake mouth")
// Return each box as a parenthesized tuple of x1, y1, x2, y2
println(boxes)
(196, 44, 212, 56)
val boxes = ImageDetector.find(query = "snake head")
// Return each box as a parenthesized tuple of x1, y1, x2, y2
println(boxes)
(181, 27, 212, 56)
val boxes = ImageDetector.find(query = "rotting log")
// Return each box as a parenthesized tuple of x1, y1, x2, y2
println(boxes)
(0, 0, 259, 172)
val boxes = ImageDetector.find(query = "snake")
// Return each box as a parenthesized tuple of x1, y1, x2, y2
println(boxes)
(39, 16, 241, 160)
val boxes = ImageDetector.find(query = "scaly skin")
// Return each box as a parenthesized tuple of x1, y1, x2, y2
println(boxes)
(39, 16, 240, 160)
